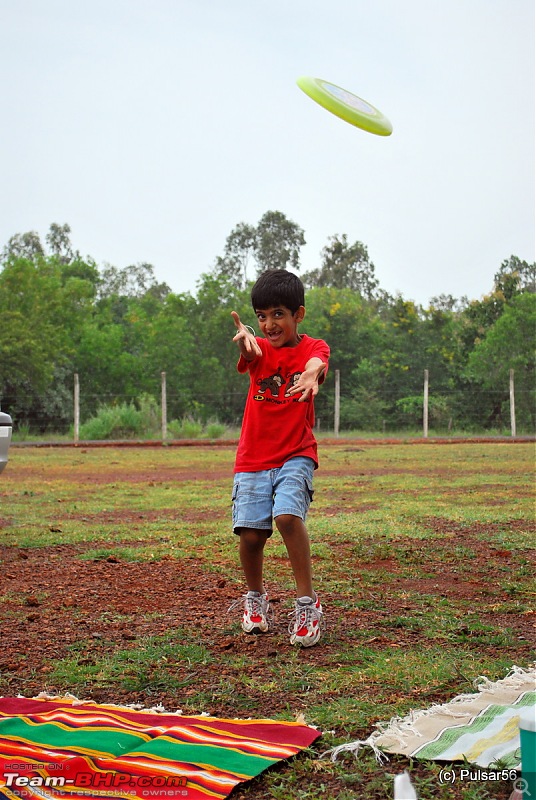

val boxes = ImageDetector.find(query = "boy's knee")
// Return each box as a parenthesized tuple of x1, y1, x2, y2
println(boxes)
(239, 528, 270, 547)
(275, 514, 303, 535)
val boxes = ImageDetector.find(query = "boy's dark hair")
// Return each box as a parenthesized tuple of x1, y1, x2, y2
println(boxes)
(251, 269, 305, 314)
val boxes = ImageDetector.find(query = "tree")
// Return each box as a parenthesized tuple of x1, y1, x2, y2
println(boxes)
(466, 292, 536, 428)
(0, 255, 86, 426)
(74, 321, 142, 413)
(453, 255, 535, 424)
(494, 255, 536, 299)
(302, 234, 379, 298)
(0, 225, 104, 428)
(1, 231, 44, 262)
(215, 222, 257, 289)
(429, 293, 469, 313)
(46, 223, 78, 264)
(1, 223, 82, 265)
(193, 271, 253, 422)
(303, 286, 385, 428)
(97, 262, 170, 299)
(254, 210, 305, 273)
(213, 211, 306, 287)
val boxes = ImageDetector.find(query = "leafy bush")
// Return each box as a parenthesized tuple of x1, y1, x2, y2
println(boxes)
(396, 394, 451, 427)
(77, 403, 228, 442)
(137, 393, 161, 431)
(167, 415, 227, 439)
(15, 422, 31, 441)
(167, 415, 203, 439)
(79, 402, 145, 440)
(340, 388, 387, 430)
(205, 420, 227, 439)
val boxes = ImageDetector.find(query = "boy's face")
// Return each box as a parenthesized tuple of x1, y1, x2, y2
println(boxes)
(255, 305, 305, 348)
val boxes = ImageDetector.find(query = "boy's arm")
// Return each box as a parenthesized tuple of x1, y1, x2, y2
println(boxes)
(231, 311, 262, 361)
(286, 357, 327, 403)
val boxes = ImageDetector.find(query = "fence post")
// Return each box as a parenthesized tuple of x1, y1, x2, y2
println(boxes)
(161, 371, 167, 442)
(74, 373, 80, 444)
(423, 369, 429, 439)
(334, 369, 340, 438)
(509, 369, 516, 437)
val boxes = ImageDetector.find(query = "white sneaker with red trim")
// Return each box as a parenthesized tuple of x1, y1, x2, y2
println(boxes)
(229, 591, 270, 634)
(288, 595, 323, 647)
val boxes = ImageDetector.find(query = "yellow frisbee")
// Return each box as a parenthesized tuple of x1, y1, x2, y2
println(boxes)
(297, 76, 393, 136)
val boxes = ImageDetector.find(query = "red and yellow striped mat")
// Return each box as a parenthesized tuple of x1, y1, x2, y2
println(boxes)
(0, 697, 321, 799)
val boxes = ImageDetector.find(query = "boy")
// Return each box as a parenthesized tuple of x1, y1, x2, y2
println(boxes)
(230, 269, 330, 647)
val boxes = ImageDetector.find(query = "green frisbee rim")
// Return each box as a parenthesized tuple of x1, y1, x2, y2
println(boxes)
(296, 76, 393, 136)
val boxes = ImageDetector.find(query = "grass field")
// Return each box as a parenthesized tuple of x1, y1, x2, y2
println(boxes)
(0, 441, 534, 799)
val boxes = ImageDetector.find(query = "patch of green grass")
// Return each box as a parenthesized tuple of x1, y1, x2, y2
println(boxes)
(49, 630, 213, 693)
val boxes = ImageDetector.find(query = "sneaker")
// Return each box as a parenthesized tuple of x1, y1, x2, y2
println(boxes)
(288, 595, 323, 647)
(229, 591, 270, 634)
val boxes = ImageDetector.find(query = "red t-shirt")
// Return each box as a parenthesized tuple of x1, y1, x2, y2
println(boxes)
(234, 334, 330, 473)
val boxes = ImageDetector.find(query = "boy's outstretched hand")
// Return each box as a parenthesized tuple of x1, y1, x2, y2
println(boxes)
(285, 358, 327, 402)
(231, 311, 262, 360)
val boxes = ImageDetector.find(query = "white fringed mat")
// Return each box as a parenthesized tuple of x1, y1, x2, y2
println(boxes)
(327, 665, 535, 769)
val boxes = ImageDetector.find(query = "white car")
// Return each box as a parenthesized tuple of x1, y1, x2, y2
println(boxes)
(0, 412, 12, 475)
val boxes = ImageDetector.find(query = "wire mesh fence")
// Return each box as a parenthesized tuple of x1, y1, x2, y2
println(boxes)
(2, 369, 534, 443)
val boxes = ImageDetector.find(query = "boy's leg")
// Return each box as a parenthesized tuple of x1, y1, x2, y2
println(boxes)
(272, 457, 323, 647)
(274, 514, 313, 599)
(234, 527, 271, 634)
(239, 527, 270, 594)
(231, 470, 273, 634)
(277, 512, 323, 647)
(272, 456, 317, 600)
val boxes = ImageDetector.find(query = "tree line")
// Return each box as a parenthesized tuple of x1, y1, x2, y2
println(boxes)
(0, 214, 534, 435)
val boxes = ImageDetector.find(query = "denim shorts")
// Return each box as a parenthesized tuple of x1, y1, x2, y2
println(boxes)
(232, 456, 315, 535)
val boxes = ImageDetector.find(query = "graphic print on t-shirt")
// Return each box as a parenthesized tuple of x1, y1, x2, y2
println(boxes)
(256, 368, 287, 398)
(256, 368, 304, 400)
(284, 371, 302, 397)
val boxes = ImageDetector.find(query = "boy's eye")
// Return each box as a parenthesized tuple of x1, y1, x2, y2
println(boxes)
(256, 309, 284, 321)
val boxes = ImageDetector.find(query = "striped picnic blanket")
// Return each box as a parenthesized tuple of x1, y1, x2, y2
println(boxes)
(0, 696, 321, 799)
(328, 665, 535, 769)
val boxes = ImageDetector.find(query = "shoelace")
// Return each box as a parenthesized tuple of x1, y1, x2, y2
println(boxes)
(245, 595, 265, 617)
(228, 593, 268, 616)
(288, 602, 322, 634)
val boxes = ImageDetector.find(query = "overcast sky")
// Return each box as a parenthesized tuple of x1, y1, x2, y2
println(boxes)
(2, 0, 534, 305)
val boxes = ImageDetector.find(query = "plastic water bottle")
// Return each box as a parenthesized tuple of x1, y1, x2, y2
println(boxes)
(394, 770, 418, 799)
